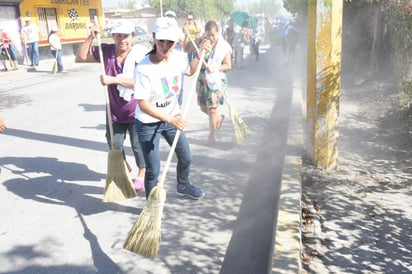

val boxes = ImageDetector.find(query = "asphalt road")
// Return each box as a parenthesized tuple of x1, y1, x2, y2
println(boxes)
(0, 44, 300, 273)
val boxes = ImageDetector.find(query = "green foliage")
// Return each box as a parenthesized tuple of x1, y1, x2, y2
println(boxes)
(284, 0, 412, 120)
(152, 0, 234, 20)
(119, 0, 134, 9)
(238, 0, 283, 15)
(283, 0, 307, 18)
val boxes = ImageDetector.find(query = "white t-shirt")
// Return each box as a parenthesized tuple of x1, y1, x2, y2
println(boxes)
(134, 50, 188, 124)
(21, 24, 40, 43)
(48, 33, 61, 50)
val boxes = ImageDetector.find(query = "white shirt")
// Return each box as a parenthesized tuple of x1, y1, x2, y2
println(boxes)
(134, 50, 188, 124)
(21, 24, 40, 43)
(48, 33, 61, 50)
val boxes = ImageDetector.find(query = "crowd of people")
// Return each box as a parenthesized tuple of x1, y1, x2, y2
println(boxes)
(75, 12, 237, 200)
(1, 12, 275, 200)
(1, 16, 64, 72)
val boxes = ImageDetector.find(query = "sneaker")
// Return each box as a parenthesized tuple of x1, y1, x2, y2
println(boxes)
(176, 184, 205, 200)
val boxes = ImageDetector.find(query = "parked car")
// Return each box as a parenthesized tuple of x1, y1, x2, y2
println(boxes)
(133, 25, 152, 48)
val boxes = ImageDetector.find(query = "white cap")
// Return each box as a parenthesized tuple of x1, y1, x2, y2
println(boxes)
(187, 15, 193, 19)
(110, 20, 134, 34)
(164, 10, 176, 18)
(153, 17, 179, 42)
(24, 17, 31, 21)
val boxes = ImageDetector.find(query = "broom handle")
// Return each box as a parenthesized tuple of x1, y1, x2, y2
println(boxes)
(158, 50, 205, 184)
(95, 17, 115, 148)
(4, 46, 13, 65)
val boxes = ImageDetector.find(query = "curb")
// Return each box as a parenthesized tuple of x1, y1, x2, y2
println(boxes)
(270, 76, 304, 273)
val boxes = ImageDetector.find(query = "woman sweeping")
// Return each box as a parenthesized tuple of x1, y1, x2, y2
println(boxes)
(134, 17, 205, 199)
(194, 20, 232, 146)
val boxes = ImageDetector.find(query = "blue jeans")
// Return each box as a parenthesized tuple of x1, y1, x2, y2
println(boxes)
(136, 119, 192, 199)
(106, 121, 146, 169)
(28, 41, 39, 66)
(51, 49, 63, 72)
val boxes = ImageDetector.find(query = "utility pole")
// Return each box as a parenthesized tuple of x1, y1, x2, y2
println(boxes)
(306, 0, 343, 169)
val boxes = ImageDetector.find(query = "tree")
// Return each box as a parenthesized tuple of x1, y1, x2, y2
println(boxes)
(151, 0, 234, 20)
(246, 0, 283, 16)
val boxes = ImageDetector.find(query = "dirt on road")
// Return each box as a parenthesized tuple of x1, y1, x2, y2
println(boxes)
(301, 76, 412, 273)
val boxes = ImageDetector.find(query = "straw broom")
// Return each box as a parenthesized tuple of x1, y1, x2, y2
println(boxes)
(123, 50, 206, 258)
(186, 33, 251, 144)
(224, 96, 251, 144)
(3, 45, 13, 69)
(51, 50, 58, 74)
(95, 28, 136, 202)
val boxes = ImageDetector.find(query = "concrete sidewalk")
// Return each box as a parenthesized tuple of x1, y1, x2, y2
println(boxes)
(270, 68, 304, 273)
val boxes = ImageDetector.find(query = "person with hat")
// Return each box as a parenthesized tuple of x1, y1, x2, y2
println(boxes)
(164, 10, 176, 18)
(75, 19, 147, 191)
(48, 26, 64, 73)
(20, 17, 41, 67)
(183, 14, 202, 62)
(193, 20, 232, 146)
(133, 17, 205, 200)
(0, 28, 18, 71)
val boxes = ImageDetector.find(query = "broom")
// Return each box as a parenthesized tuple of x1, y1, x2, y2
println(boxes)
(3, 45, 13, 70)
(95, 28, 136, 202)
(123, 50, 206, 258)
(186, 33, 251, 144)
(51, 50, 58, 74)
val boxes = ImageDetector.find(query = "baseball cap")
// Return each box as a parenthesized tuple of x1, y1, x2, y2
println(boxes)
(110, 20, 134, 34)
(164, 10, 176, 18)
(187, 15, 193, 19)
(24, 17, 31, 21)
(153, 17, 179, 42)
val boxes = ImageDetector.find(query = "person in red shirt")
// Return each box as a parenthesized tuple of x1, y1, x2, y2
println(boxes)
(0, 28, 18, 71)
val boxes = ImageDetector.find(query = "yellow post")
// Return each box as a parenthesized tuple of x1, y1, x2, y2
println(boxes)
(306, 0, 343, 169)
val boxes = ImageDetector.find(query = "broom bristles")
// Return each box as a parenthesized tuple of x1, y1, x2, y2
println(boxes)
(51, 60, 57, 74)
(123, 183, 166, 258)
(229, 106, 252, 144)
(103, 149, 136, 202)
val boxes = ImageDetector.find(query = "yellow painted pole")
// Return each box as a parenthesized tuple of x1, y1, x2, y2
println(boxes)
(306, 0, 343, 169)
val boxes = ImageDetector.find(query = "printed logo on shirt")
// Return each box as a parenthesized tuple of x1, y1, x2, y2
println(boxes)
(156, 99, 172, 108)
(161, 75, 179, 99)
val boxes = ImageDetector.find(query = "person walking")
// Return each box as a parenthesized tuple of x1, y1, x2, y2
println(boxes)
(133, 16, 205, 200)
(20, 17, 40, 67)
(193, 20, 232, 146)
(0, 28, 18, 70)
(183, 14, 202, 62)
(75, 19, 147, 191)
(251, 21, 264, 61)
(233, 20, 249, 68)
(48, 27, 64, 73)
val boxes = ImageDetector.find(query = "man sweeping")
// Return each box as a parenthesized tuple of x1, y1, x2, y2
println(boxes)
(76, 20, 147, 191)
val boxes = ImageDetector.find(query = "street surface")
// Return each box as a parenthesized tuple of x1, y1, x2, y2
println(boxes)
(0, 44, 302, 273)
